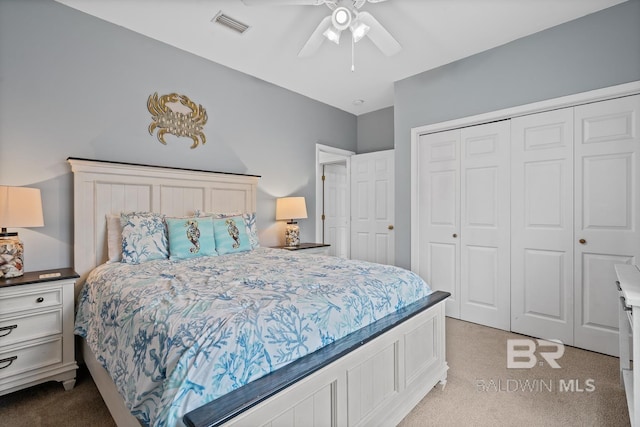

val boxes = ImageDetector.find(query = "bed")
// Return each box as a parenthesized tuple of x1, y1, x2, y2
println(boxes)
(68, 158, 449, 427)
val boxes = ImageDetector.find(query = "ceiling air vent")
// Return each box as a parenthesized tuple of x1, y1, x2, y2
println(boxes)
(212, 11, 249, 34)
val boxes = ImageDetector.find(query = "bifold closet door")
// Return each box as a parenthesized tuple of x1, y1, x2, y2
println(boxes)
(574, 94, 640, 356)
(459, 121, 511, 331)
(510, 108, 575, 344)
(416, 130, 461, 318)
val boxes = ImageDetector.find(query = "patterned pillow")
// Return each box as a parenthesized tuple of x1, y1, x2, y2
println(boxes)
(106, 213, 123, 263)
(241, 212, 260, 249)
(196, 210, 260, 249)
(120, 212, 168, 264)
(166, 216, 216, 260)
(213, 215, 251, 255)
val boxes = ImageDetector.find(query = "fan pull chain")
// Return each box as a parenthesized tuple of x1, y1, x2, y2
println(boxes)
(351, 35, 355, 72)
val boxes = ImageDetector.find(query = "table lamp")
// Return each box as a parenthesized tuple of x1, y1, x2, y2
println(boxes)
(276, 196, 307, 247)
(0, 186, 44, 278)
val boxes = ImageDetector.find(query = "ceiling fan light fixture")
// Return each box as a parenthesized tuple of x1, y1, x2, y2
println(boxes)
(350, 20, 370, 43)
(331, 7, 352, 31)
(323, 26, 342, 44)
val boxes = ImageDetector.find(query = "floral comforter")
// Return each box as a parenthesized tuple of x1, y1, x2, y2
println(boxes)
(75, 247, 432, 426)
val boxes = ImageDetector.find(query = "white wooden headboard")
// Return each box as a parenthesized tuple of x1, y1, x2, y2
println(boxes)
(68, 158, 259, 290)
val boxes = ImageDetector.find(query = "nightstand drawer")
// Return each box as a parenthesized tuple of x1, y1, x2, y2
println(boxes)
(0, 287, 62, 315)
(0, 309, 62, 347)
(0, 337, 63, 378)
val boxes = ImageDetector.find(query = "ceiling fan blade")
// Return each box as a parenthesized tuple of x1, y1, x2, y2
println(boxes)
(241, 0, 326, 5)
(357, 11, 401, 56)
(297, 15, 332, 58)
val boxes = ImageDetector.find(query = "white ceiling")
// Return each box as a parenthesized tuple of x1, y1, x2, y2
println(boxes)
(55, 0, 626, 115)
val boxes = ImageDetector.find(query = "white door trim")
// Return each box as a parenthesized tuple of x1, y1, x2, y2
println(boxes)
(315, 144, 355, 245)
(411, 81, 640, 137)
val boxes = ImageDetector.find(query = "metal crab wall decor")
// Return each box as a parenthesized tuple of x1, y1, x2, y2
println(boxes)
(147, 92, 208, 149)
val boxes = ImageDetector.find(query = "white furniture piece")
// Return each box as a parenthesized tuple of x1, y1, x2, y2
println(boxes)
(272, 242, 330, 255)
(0, 268, 78, 395)
(68, 157, 448, 427)
(616, 264, 640, 427)
(412, 81, 640, 356)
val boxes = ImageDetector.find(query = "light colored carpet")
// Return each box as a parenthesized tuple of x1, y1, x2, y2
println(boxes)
(399, 318, 629, 427)
(0, 317, 629, 426)
(0, 363, 116, 426)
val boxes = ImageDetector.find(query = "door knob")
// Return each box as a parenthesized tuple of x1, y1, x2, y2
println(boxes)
(388, 225, 394, 230)
(579, 239, 586, 244)
(452, 233, 458, 238)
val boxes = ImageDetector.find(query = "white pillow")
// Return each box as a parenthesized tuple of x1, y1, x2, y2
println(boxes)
(106, 213, 122, 263)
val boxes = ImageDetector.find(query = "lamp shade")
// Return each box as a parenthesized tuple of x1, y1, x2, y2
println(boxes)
(0, 186, 44, 230)
(276, 197, 307, 221)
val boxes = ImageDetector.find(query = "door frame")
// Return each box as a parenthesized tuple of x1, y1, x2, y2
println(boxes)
(315, 143, 355, 247)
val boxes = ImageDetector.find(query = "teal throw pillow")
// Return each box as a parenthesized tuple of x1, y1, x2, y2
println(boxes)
(213, 215, 251, 255)
(166, 216, 217, 260)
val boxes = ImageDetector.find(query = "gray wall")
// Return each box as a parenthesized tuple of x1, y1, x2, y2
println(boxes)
(393, 0, 640, 269)
(0, 0, 357, 272)
(357, 106, 394, 153)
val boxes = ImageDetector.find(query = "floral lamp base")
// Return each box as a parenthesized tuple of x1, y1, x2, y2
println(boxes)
(0, 234, 24, 279)
(285, 223, 300, 247)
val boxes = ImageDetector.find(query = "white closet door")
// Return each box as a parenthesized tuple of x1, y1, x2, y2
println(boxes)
(510, 108, 575, 344)
(416, 130, 461, 318)
(574, 94, 640, 356)
(459, 121, 511, 330)
(350, 150, 395, 265)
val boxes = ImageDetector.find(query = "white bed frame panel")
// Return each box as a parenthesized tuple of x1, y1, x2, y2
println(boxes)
(68, 158, 448, 427)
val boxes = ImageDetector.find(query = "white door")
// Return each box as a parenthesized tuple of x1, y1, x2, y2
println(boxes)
(350, 150, 395, 265)
(415, 130, 461, 318)
(459, 121, 511, 331)
(510, 108, 575, 344)
(323, 163, 350, 257)
(574, 94, 640, 356)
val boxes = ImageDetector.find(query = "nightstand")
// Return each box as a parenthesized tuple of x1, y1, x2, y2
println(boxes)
(0, 268, 79, 396)
(272, 243, 331, 255)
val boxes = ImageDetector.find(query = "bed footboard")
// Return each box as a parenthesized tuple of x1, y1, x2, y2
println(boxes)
(185, 292, 449, 427)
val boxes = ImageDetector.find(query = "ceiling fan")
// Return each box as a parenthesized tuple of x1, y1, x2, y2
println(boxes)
(241, 0, 401, 59)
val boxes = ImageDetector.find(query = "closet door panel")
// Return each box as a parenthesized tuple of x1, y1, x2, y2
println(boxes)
(416, 130, 461, 318)
(582, 154, 632, 229)
(460, 121, 510, 330)
(574, 94, 640, 356)
(523, 249, 567, 319)
(511, 108, 574, 344)
(465, 245, 499, 307)
(581, 253, 633, 330)
(465, 167, 498, 228)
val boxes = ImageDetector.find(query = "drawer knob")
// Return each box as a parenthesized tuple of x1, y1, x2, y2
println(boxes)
(579, 239, 586, 244)
(36, 297, 44, 303)
(0, 356, 17, 370)
(0, 324, 17, 338)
